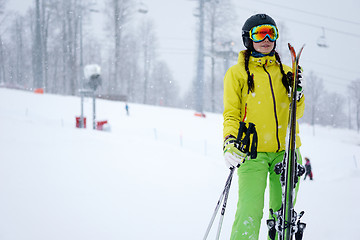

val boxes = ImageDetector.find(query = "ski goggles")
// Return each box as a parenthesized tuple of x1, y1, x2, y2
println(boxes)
(249, 24, 279, 42)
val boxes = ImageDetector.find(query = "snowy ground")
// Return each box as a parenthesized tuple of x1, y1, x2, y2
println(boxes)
(0, 88, 359, 240)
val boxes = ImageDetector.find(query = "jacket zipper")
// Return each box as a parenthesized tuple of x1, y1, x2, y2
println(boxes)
(263, 65, 281, 152)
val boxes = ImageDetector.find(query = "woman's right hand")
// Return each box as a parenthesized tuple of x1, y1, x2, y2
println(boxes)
(223, 137, 247, 169)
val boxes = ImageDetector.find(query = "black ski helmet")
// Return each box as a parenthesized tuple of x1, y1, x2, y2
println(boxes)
(242, 14, 277, 50)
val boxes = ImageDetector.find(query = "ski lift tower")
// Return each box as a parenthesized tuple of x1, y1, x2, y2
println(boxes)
(78, 64, 102, 129)
(194, 0, 205, 117)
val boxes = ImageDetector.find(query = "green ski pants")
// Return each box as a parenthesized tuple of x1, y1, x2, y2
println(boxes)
(230, 150, 302, 240)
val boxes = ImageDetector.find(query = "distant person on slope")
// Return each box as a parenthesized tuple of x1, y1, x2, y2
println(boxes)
(304, 157, 313, 180)
(222, 14, 305, 240)
(125, 103, 129, 116)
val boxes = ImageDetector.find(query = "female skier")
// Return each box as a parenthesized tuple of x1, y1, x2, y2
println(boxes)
(222, 13, 305, 240)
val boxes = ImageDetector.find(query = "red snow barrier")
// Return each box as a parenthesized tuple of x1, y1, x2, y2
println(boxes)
(34, 88, 44, 94)
(76, 117, 86, 128)
(96, 120, 108, 130)
(194, 112, 206, 118)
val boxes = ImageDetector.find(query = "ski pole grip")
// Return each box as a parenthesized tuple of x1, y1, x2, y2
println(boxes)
(236, 122, 246, 141)
(248, 122, 255, 133)
(239, 123, 253, 152)
(242, 123, 253, 144)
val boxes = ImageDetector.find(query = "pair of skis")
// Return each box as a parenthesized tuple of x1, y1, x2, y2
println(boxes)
(267, 43, 306, 240)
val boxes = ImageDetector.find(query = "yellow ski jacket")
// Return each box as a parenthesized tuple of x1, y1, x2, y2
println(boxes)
(223, 51, 305, 153)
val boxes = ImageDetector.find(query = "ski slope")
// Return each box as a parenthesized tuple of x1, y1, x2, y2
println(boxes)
(0, 88, 359, 240)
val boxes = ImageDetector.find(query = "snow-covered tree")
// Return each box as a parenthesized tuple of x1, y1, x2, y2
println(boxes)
(149, 61, 180, 107)
(104, 0, 134, 95)
(348, 79, 360, 132)
(302, 72, 323, 126)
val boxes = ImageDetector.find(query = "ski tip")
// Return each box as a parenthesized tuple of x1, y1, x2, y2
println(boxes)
(288, 43, 305, 52)
(288, 43, 293, 50)
(297, 45, 306, 60)
(299, 44, 306, 53)
(288, 43, 296, 61)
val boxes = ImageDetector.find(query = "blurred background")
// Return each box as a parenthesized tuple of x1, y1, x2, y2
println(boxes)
(1, 0, 360, 131)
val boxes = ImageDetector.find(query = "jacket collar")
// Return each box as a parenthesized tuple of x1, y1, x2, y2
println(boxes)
(238, 50, 277, 67)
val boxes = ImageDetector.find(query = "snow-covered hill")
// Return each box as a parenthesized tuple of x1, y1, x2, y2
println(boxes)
(0, 88, 359, 240)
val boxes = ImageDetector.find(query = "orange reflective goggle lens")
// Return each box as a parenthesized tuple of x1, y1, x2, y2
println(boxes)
(249, 24, 279, 42)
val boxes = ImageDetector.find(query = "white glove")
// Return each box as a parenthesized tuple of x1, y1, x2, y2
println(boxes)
(223, 137, 247, 169)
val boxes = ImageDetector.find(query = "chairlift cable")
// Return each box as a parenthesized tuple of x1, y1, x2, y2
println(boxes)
(254, 0, 360, 26)
(234, 5, 360, 38)
(277, 16, 360, 38)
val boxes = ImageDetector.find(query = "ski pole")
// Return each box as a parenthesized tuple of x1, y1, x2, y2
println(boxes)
(215, 122, 254, 239)
(203, 167, 235, 240)
(215, 167, 234, 239)
(203, 122, 252, 240)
